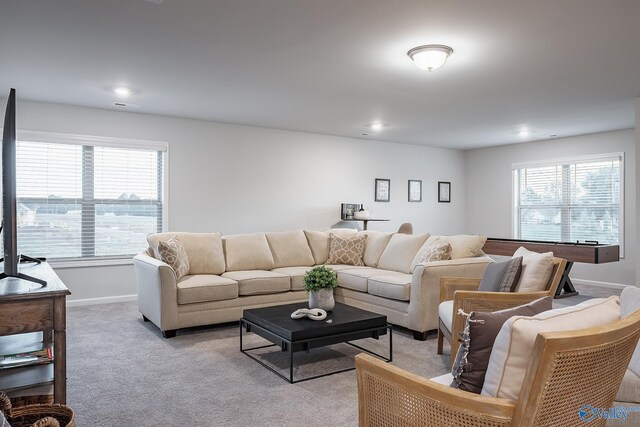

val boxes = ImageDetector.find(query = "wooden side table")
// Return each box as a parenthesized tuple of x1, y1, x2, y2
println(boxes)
(0, 263, 70, 404)
(342, 218, 389, 230)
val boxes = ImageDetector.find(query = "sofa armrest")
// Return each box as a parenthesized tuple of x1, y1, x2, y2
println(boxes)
(408, 256, 492, 333)
(133, 252, 179, 331)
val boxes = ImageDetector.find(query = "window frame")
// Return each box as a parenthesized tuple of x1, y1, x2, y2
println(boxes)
(511, 152, 624, 257)
(15, 130, 169, 267)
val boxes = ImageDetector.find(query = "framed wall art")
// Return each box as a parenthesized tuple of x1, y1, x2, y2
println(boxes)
(438, 181, 451, 203)
(408, 180, 422, 202)
(375, 178, 390, 202)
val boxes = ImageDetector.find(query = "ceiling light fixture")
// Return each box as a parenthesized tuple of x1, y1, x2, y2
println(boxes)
(407, 44, 454, 72)
(370, 122, 383, 132)
(114, 87, 132, 97)
(518, 130, 531, 137)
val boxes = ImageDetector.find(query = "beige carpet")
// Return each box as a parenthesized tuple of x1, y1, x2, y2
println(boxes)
(66, 302, 450, 426)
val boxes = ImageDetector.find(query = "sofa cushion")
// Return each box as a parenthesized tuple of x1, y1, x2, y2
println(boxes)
(223, 233, 275, 272)
(147, 232, 225, 275)
(620, 286, 640, 377)
(271, 266, 314, 291)
(377, 233, 430, 273)
(450, 297, 552, 394)
(176, 275, 238, 304)
(425, 235, 487, 260)
(158, 237, 190, 280)
(481, 296, 621, 400)
(512, 246, 554, 292)
(410, 242, 452, 272)
(221, 270, 290, 295)
(324, 264, 369, 272)
(266, 230, 315, 268)
(439, 300, 454, 332)
(360, 231, 393, 268)
(338, 268, 393, 293)
(477, 257, 523, 292)
(327, 233, 367, 266)
(368, 273, 413, 301)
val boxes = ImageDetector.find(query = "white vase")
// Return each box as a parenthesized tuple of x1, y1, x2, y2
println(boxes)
(309, 288, 335, 312)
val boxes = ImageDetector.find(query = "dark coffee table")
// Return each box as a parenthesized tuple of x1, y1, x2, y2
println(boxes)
(240, 302, 392, 383)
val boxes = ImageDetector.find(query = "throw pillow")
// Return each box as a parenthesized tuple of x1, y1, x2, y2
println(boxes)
(512, 246, 554, 292)
(158, 237, 190, 280)
(481, 296, 621, 400)
(450, 297, 552, 394)
(416, 242, 452, 263)
(326, 233, 367, 266)
(477, 257, 523, 292)
(426, 234, 487, 260)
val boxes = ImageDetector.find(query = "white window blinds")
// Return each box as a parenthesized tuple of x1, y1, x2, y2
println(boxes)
(513, 154, 622, 250)
(15, 133, 166, 261)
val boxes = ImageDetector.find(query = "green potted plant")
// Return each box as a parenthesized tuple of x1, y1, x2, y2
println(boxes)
(302, 265, 337, 311)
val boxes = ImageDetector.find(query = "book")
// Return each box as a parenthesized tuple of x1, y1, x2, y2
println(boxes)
(0, 346, 53, 369)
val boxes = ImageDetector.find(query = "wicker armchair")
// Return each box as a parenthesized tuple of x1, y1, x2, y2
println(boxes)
(437, 257, 567, 364)
(356, 308, 640, 427)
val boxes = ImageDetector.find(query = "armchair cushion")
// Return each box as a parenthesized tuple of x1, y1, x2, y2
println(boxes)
(439, 300, 454, 332)
(477, 256, 522, 292)
(450, 296, 552, 394)
(482, 296, 621, 400)
(512, 246, 553, 292)
(620, 286, 640, 377)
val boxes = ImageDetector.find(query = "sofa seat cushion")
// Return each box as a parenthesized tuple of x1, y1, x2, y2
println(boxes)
(223, 233, 275, 271)
(177, 275, 238, 305)
(338, 268, 396, 293)
(439, 300, 454, 333)
(271, 266, 314, 291)
(221, 270, 290, 295)
(616, 369, 640, 403)
(324, 264, 369, 272)
(266, 230, 315, 268)
(368, 273, 413, 301)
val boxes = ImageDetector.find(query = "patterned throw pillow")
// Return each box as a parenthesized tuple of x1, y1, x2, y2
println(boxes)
(158, 237, 190, 280)
(326, 233, 367, 266)
(417, 242, 452, 263)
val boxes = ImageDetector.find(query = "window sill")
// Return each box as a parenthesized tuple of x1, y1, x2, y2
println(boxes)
(49, 258, 134, 269)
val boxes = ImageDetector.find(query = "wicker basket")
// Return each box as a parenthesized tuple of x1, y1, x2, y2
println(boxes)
(0, 392, 75, 427)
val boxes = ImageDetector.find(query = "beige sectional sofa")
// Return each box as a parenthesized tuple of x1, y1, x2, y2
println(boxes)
(133, 229, 492, 339)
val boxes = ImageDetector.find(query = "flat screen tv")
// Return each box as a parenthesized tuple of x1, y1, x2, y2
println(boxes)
(1, 88, 46, 285)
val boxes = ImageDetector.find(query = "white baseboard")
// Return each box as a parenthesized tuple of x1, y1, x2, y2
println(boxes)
(571, 278, 631, 290)
(67, 294, 138, 307)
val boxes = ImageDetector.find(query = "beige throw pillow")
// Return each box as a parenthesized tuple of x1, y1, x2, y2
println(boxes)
(512, 246, 554, 292)
(158, 237, 190, 280)
(326, 233, 367, 266)
(416, 242, 452, 264)
(481, 296, 621, 400)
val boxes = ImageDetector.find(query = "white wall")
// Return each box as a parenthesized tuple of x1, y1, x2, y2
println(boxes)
(465, 129, 636, 286)
(636, 97, 640, 286)
(10, 100, 468, 302)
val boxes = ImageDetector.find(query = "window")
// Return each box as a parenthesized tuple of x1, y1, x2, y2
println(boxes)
(15, 132, 166, 262)
(513, 154, 623, 252)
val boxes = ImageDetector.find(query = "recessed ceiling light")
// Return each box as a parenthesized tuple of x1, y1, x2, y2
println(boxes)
(518, 130, 531, 137)
(370, 122, 384, 132)
(114, 87, 132, 97)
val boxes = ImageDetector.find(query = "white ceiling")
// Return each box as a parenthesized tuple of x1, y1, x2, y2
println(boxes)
(1, 0, 639, 149)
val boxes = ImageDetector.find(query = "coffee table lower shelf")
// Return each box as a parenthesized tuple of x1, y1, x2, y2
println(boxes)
(240, 319, 392, 384)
